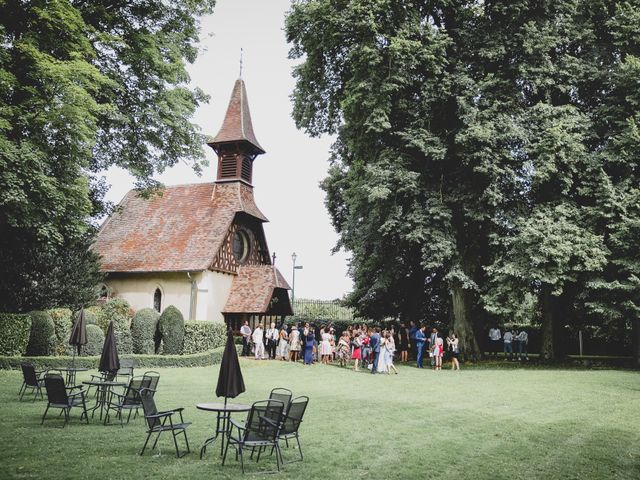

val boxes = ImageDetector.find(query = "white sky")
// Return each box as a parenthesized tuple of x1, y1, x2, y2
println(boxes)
(103, 0, 353, 300)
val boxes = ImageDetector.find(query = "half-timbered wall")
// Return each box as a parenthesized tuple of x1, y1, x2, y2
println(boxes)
(210, 214, 270, 274)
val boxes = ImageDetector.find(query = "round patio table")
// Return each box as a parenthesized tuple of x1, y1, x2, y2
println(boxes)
(82, 380, 127, 423)
(197, 402, 251, 459)
(56, 367, 89, 386)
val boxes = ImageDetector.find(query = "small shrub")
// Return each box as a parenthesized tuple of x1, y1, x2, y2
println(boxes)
(183, 321, 227, 354)
(0, 313, 31, 356)
(26, 311, 56, 356)
(82, 324, 105, 356)
(131, 308, 160, 354)
(158, 305, 184, 355)
(74, 308, 98, 326)
(97, 298, 133, 354)
(47, 308, 73, 356)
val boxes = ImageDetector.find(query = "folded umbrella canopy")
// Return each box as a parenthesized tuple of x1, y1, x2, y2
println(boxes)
(216, 328, 245, 405)
(68, 308, 88, 357)
(99, 321, 120, 375)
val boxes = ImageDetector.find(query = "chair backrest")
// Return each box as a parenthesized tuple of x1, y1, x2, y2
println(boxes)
(21, 364, 38, 387)
(142, 371, 160, 394)
(244, 399, 284, 442)
(139, 388, 160, 430)
(281, 396, 309, 435)
(269, 388, 292, 414)
(44, 374, 69, 405)
(124, 376, 151, 405)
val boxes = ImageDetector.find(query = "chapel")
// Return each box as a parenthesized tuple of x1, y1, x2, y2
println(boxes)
(92, 78, 293, 329)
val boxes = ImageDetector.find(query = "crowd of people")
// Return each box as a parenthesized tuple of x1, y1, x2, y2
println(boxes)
(488, 326, 530, 360)
(238, 321, 472, 372)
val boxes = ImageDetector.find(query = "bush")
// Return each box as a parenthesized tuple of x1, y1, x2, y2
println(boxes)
(158, 305, 184, 355)
(183, 321, 227, 354)
(97, 298, 133, 354)
(47, 308, 73, 356)
(82, 324, 105, 356)
(83, 306, 100, 324)
(0, 313, 31, 356)
(131, 308, 160, 354)
(26, 311, 56, 356)
(0, 346, 234, 370)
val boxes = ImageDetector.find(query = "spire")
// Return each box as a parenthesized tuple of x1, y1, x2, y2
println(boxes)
(209, 78, 265, 155)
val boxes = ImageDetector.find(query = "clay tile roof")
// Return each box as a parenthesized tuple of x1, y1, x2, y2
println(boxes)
(223, 265, 292, 314)
(93, 182, 267, 273)
(209, 78, 265, 154)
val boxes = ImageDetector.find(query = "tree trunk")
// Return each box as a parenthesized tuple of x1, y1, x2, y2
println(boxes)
(540, 284, 560, 360)
(632, 317, 640, 368)
(451, 283, 480, 361)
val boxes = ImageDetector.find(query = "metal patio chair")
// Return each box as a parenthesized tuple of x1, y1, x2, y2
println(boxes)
(222, 399, 285, 474)
(139, 388, 191, 458)
(19, 364, 46, 401)
(273, 395, 309, 463)
(41, 373, 89, 427)
(105, 375, 151, 426)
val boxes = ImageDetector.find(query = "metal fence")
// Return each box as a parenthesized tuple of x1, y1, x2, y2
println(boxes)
(291, 299, 355, 323)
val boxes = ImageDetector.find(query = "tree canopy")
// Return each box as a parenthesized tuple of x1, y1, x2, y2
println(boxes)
(0, 0, 215, 312)
(286, 0, 640, 363)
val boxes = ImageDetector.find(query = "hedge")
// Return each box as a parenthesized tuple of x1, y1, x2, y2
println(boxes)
(26, 311, 56, 356)
(98, 298, 134, 354)
(83, 324, 105, 356)
(131, 308, 159, 354)
(48, 308, 73, 356)
(0, 313, 31, 356)
(81, 307, 100, 325)
(0, 346, 233, 370)
(183, 321, 227, 354)
(159, 305, 184, 355)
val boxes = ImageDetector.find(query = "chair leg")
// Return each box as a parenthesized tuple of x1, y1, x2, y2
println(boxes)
(296, 434, 303, 461)
(127, 409, 133, 423)
(151, 430, 163, 450)
(183, 429, 190, 454)
(140, 431, 153, 456)
(222, 438, 231, 466)
(18, 381, 26, 396)
(19, 385, 28, 401)
(41, 404, 50, 425)
(172, 430, 181, 458)
(275, 443, 281, 472)
(81, 397, 89, 424)
(63, 408, 70, 428)
(239, 446, 245, 474)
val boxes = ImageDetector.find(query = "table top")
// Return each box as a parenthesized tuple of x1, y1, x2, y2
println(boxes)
(196, 402, 251, 412)
(82, 380, 127, 387)
(57, 367, 90, 372)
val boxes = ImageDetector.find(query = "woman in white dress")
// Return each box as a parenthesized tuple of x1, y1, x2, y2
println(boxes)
(252, 324, 265, 360)
(320, 327, 332, 365)
(288, 326, 301, 362)
(384, 331, 398, 374)
(376, 331, 389, 373)
(276, 327, 289, 360)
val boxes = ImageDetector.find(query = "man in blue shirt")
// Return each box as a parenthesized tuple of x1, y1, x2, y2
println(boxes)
(408, 321, 418, 360)
(369, 327, 381, 374)
(415, 326, 427, 368)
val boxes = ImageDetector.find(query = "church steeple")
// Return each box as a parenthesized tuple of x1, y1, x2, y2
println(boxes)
(208, 78, 265, 185)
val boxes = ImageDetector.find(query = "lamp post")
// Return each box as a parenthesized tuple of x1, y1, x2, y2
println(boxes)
(291, 252, 303, 303)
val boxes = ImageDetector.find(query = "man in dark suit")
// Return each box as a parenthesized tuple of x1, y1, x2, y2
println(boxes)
(369, 327, 381, 374)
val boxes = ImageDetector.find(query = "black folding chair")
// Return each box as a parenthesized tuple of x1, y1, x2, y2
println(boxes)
(116, 359, 136, 384)
(142, 371, 160, 395)
(41, 373, 89, 427)
(105, 375, 151, 426)
(222, 399, 285, 474)
(139, 388, 191, 458)
(273, 396, 309, 463)
(19, 364, 46, 401)
(269, 387, 292, 415)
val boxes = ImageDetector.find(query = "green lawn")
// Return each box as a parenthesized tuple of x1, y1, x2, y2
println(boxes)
(1, 360, 639, 479)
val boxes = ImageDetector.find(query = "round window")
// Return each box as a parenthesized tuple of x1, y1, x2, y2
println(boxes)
(232, 230, 250, 263)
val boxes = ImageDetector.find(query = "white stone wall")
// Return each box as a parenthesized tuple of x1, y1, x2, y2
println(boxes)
(104, 270, 231, 323)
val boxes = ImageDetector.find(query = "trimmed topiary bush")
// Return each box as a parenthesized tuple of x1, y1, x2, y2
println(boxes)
(183, 321, 227, 354)
(74, 308, 98, 326)
(97, 298, 133, 354)
(131, 308, 159, 354)
(47, 308, 73, 356)
(158, 305, 184, 355)
(82, 324, 105, 356)
(26, 311, 56, 356)
(0, 313, 31, 356)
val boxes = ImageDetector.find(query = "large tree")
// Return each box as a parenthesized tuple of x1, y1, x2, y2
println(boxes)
(286, 0, 640, 361)
(0, 0, 215, 312)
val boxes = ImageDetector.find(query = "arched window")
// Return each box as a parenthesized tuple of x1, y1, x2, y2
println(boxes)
(153, 288, 162, 313)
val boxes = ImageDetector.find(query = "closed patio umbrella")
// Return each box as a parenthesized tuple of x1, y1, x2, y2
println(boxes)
(68, 308, 88, 364)
(216, 328, 245, 405)
(99, 321, 120, 376)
